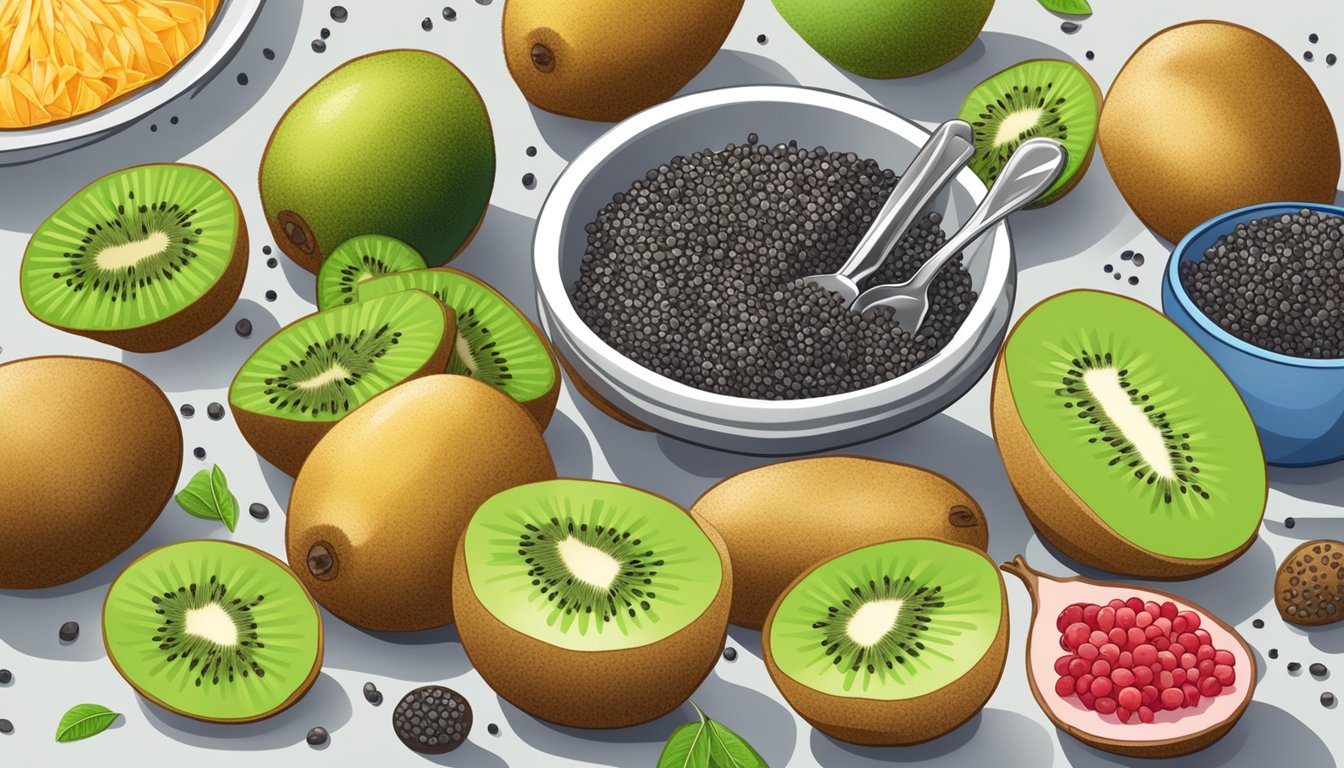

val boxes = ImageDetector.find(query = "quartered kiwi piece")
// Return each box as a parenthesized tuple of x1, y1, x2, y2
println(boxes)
(957, 59, 1101, 207)
(229, 290, 454, 475)
(453, 479, 731, 728)
(19, 164, 247, 352)
(359, 268, 559, 426)
(763, 538, 1007, 746)
(992, 290, 1267, 578)
(102, 540, 323, 723)
(316, 235, 426, 310)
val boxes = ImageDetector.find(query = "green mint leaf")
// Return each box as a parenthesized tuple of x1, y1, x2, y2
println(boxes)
(210, 465, 239, 532)
(705, 718, 768, 768)
(1037, 0, 1091, 14)
(175, 465, 238, 531)
(55, 704, 120, 743)
(658, 721, 711, 768)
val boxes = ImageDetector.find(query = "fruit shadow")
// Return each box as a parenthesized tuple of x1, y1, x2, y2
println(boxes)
(120, 299, 279, 393)
(543, 408, 596, 479)
(807, 708, 1054, 766)
(276, 256, 318, 307)
(1057, 701, 1333, 768)
(1267, 462, 1344, 525)
(415, 740, 509, 768)
(1287, 623, 1344, 655)
(319, 620, 474, 683)
(0, 0, 302, 231)
(137, 672, 352, 750)
(498, 671, 798, 767)
(451, 206, 545, 318)
(1023, 535, 1278, 628)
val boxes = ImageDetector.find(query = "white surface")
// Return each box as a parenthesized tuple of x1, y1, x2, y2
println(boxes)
(1, 0, 1342, 766)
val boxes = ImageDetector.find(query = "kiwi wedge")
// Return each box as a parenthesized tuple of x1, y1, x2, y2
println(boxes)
(957, 59, 1101, 207)
(359, 268, 559, 426)
(992, 290, 1267, 578)
(453, 479, 731, 728)
(230, 290, 454, 475)
(316, 235, 426, 310)
(20, 164, 247, 352)
(102, 540, 323, 723)
(763, 538, 1008, 746)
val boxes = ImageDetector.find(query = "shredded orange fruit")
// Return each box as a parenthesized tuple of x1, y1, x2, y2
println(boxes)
(0, 0, 221, 129)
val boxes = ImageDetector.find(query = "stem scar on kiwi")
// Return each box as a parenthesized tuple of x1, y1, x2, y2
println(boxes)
(531, 43, 555, 72)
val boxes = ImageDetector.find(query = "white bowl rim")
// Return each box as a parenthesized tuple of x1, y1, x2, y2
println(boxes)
(0, 0, 264, 155)
(533, 84, 1008, 417)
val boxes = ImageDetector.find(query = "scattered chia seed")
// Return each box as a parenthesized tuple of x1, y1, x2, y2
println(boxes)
(363, 682, 382, 704)
(331, 6, 348, 22)
(1324, 692, 1337, 707)
(1269, 648, 1279, 659)
(1310, 33, 1320, 44)
(235, 318, 253, 338)
(263, 245, 272, 255)
(1060, 21, 1080, 34)
(307, 726, 328, 746)
(571, 135, 976, 400)
(393, 686, 471, 754)
(312, 39, 327, 53)
(58, 621, 79, 642)
(1286, 517, 1297, 529)
(522, 173, 537, 189)
(723, 647, 738, 662)
(180, 403, 195, 417)
(236, 72, 248, 86)
(1180, 210, 1344, 358)
(193, 447, 206, 460)
(526, 145, 537, 157)
(207, 402, 225, 420)
(422, 17, 433, 31)
(0, 719, 11, 734)
(170, 116, 179, 125)
(477, 0, 491, 5)
(1104, 264, 1114, 273)
(1131, 252, 1145, 267)
(1128, 276, 1139, 286)
(150, 124, 157, 132)
(487, 723, 500, 735)
(267, 257, 278, 268)
(1113, 272, 1122, 281)
(0, 669, 11, 684)
(320, 28, 331, 40)
(249, 503, 270, 521)
(263, 48, 275, 60)
(443, 8, 457, 21)
(1253, 618, 1265, 628)
(1329, 54, 1338, 66)
(1310, 662, 1329, 678)
(1305, 51, 1314, 62)
(1289, 661, 1303, 673)
(265, 290, 278, 302)
(1085, 50, 1095, 60)
(757, 34, 768, 45)
(1121, 250, 1134, 261)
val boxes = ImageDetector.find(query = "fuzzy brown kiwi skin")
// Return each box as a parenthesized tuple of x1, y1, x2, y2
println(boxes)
(762, 538, 1008, 746)
(452, 484, 732, 728)
(102, 540, 325, 724)
(1002, 556, 1255, 758)
(231, 300, 456, 476)
(691, 456, 989, 630)
(22, 164, 248, 353)
(989, 291, 1265, 579)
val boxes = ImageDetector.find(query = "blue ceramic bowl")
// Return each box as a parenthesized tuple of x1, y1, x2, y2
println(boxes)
(1163, 202, 1344, 466)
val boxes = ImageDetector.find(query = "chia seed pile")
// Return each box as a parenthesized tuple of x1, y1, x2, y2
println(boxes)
(1180, 209, 1344, 358)
(571, 134, 977, 400)
(393, 685, 471, 754)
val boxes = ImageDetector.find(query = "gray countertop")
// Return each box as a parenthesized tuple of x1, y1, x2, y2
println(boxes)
(1, 0, 1341, 765)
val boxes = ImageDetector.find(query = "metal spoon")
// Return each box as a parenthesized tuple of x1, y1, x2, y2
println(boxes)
(802, 119, 975, 306)
(850, 138, 1068, 328)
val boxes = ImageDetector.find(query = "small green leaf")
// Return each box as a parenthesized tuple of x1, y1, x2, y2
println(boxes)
(705, 719, 768, 768)
(55, 704, 120, 743)
(1037, 0, 1091, 14)
(658, 721, 710, 768)
(175, 465, 238, 531)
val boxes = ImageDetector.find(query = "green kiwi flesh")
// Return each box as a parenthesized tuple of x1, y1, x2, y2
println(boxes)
(359, 268, 559, 425)
(957, 59, 1101, 207)
(316, 234, 426, 310)
(102, 539, 323, 723)
(20, 163, 246, 351)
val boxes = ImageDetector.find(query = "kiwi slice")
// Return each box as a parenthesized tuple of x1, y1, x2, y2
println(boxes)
(19, 163, 248, 352)
(229, 290, 454, 475)
(102, 540, 323, 723)
(316, 235, 426, 310)
(957, 59, 1101, 207)
(453, 479, 730, 728)
(993, 290, 1266, 577)
(359, 268, 559, 426)
(763, 538, 1007, 745)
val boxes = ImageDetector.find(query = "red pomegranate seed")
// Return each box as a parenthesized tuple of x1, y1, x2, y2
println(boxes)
(1153, 636, 1171, 651)
(1078, 643, 1099, 661)
(1078, 674, 1095, 695)
(1183, 683, 1201, 708)
(1064, 622, 1091, 649)
(1172, 616, 1188, 633)
(1058, 604, 1085, 632)
(1138, 705, 1155, 723)
(1141, 685, 1159, 706)
(1133, 644, 1157, 666)
(1179, 611, 1201, 631)
(1092, 659, 1111, 678)
(1090, 630, 1109, 647)
(1144, 601, 1162, 618)
(1197, 659, 1214, 679)
(1057, 676, 1076, 697)
(1161, 687, 1184, 711)
(1153, 617, 1173, 635)
(1100, 644, 1121, 663)
(1158, 651, 1178, 671)
(1181, 653, 1198, 670)
(1214, 664, 1235, 686)
(1055, 655, 1074, 675)
(1178, 632, 1200, 650)
(1195, 629, 1212, 645)
(1108, 628, 1127, 647)
(1126, 628, 1146, 649)
(1116, 706, 1132, 723)
(1214, 650, 1235, 667)
(1069, 658, 1089, 677)
(1135, 611, 1154, 630)
(1158, 670, 1175, 690)
(1196, 645, 1215, 662)
(1117, 651, 1134, 669)
(1079, 692, 1097, 710)
(1116, 607, 1136, 629)
(1095, 696, 1118, 715)
(1111, 668, 1136, 688)
(1160, 601, 1179, 621)
(1098, 607, 1116, 632)
(1134, 665, 1154, 687)
(1200, 677, 1222, 697)
(1172, 668, 1188, 688)
(1091, 676, 1113, 698)
(1108, 598, 1126, 610)
(1126, 597, 1145, 613)
(1117, 686, 1142, 710)
(1083, 604, 1101, 628)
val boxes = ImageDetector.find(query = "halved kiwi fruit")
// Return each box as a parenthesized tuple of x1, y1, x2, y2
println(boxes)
(229, 290, 454, 475)
(453, 479, 731, 728)
(359, 268, 559, 426)
(992, 290, 1267, 578)
(102, 539, 323, 723)
(763, 538, 1008, 746)
(957, 59, 1101, 207)
(316, 235, 426, 310)
(20, 163, 247, 352)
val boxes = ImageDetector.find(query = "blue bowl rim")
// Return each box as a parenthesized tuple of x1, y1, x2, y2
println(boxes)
(1165, 201, 1344, 370)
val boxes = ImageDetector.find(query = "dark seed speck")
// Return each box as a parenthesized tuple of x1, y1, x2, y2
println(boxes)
(1253, 619, 1265, 628)
(263, 48, 275, 60)
(331, 6, 347, 22)
(722, 647, 738, 662)
(307, 727, 328, 746)
(443, 8, 457, 21)
(249, 503, 270, 521)
(522, 173, 537, 189)
(1289, 661, 1303, 673)
(1061, 21, 1080, 34)
(757, 34, 768, 45)
(1268, 648, 1279, 659)
(235, 318, 253, 338)
(1324, 692, 1337, 708)
(0, 720, 11, 734)
(488, 723, 500, 735)
(1310, 662, 1329, 678)
(1305, 51, 1314, 62)
(1131, 252, 1145, 267)
(265, 290, 278, 302)
(526, 145, 537, 157)
(193, 447, 206, 460)
(1286, 517, 1296, 529)
(180, 404, 195, 417)
(0, 669, 11, 684)
(170, 116, 179, 125)
(1085, 50, 1095, 60)
(262, 245, 272, 255)
(236, 72, 248, 86)
(207, 402, 225, 421)
(58, 621, 79, 642)
(320, 28, 330, 40)
(1329, 53, 1338, 66)
(1310, 33, 1320, 43)
(312, 39, 327, 53)
(477, 0, 491, 4)
(150, 124, 157, 132)
(266, 257, 278, 268)
(1128, 276, 1139, 286)
(1104, 264, 1114, 273)
(422, 17, 433, 30)
(1121, 250, 1133, 261)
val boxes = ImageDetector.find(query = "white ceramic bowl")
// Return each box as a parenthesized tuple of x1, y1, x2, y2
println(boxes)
(533, 85, 1014, 454)
(0, 0, 263, 165)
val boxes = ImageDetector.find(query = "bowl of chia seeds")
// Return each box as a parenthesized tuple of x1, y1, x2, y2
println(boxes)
(533, 85, 1013, 453)
(1163, 202, 1344, 466)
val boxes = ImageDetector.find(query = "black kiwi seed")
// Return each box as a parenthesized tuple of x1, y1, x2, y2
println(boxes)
(262, 48, 275, 60)
(1289, 662, 1303, 673)
(757, 33, 768, 44)
(193, 447, 206, 459)
(1328, 54, 1338, 66)
(1324, 692, 1337, 708)
(312, 40, 327, 53)
(262, 245, 272, 255)
(522, 173, 536, 189)
(207, 402, 225, 420)
(0, 719, 12, 734)
(1269, 648, 1279, 659)
(525, 145, 537, 156)
(1285, 517, 1296, 529)
(235, 318, 253, 338)
(265, 290, 278, 302)
(331, 6, 347, 22)
(722, 647, 738, 661)
(59, 621, 79, 642)
(1305, 51, 1314, 62)
(487, 723, 499, 735)
(249, 503, 270, 521)
(0, 669, 12, 684)
(363, 682, 382, 704)
(236, 73, 248, 86)
(1253, 618, 1265, 628)
(393, 686, 471, 754)
(307, 726, 329, 746)
(1310, 662, 1329, 678)
(1061, 21, 1080, 33)
(180, 403, 196, 417)
(320, 28, 331, 40)
(1085, 50, 1095, 60)
(443, 8, 457, 21)
(421, 17, 433, 31)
